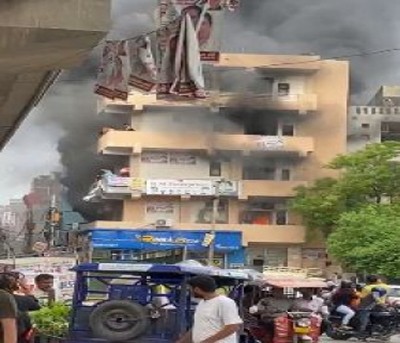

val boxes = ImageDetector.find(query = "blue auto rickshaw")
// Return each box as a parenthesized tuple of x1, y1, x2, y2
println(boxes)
(67, 262, 248, 343)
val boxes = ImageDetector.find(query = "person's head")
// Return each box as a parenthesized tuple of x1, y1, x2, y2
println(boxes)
(0, 273, 19, 293)
(299, 288, 314, 299)
(366, 275, 378, 285)
(34, 274, 54, 292)
(340, 280, 353, 289)
(188, 275, 217, 299)
(270, 287, 284, 298)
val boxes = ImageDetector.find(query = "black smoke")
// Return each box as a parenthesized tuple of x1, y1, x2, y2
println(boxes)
(37, 0, 400, 219)
(222, 0, 400, 102)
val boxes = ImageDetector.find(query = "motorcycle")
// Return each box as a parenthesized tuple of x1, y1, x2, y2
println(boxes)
(326, 306, 400, 340)
(243, 312, 321, 343)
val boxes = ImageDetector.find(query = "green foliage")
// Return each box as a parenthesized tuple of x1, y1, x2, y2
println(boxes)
(328, 204, 400, 277)
(30, 302, 70, 338)
(291, 141, 400, 238)
(291, 178, 343, 237)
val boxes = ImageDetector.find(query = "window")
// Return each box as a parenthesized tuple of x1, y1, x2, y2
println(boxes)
(371, 107, 376, 115)
(361, 123, 370, 129)
(276, 210, 288, 225)
(209, 161, 221, 177)
(363, 107, 369, 115)
(380, 107, 384, 114)
(277, 83, 290, 96)
(282, 124, 294, 136)
(281, 169, 291, 181)
(386, 108, 392, 115)
(356, 107, 361, 114)
(395, 108, 400, 115)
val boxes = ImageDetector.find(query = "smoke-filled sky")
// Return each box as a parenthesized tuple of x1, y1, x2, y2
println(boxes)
(1, 0, 400, 204)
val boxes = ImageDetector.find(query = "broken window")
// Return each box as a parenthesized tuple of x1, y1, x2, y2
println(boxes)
(282, 124, 295, 136)
(277, 83, 290, 96)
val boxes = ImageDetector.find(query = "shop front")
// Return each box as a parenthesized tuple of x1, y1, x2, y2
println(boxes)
(80, 229, 245, 268)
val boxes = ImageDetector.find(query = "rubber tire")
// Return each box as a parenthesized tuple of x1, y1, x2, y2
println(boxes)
(325, 323, 352, 341)
(89, 300, 150, 342)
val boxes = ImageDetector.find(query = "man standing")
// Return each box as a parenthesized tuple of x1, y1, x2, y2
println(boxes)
(177, 275, 242, 343)
(0, 273, 18, 343)
(33, 274, 55, 306)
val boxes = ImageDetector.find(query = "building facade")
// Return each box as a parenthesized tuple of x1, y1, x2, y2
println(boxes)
(348, 86, 400, 152)
(87, 53, 349, 269)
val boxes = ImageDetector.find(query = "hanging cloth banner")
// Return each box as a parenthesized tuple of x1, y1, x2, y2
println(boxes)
(158, 14, 206, 98)
(95, 41, 130, 100)
(158, 0, 223, 63)
(128, 36, 158, 92)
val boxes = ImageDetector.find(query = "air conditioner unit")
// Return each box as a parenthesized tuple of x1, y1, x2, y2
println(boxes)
(155, 219, 173, 228)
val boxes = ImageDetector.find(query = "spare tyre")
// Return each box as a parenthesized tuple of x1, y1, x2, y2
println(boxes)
(89, 300, 150, 341)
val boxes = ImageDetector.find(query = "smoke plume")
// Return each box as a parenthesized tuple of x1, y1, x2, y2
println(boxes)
(33, 0, 400, 219)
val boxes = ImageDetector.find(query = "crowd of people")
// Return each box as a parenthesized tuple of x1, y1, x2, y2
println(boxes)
(0, 272, 55, 343)
(240, 274, 390, 339)
(0, 270, 392, 343)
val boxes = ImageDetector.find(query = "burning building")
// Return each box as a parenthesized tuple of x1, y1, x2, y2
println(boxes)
(81, 52, 349, 269)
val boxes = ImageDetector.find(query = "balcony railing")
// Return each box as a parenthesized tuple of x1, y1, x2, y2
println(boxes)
(98, 91, 317, 114)
(98, 131, 314, 157)
(239, 180, 308, 199)
(83, 175, 240, 202)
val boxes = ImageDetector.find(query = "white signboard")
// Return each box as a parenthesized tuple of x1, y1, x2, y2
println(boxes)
(255, 136, 284, 150)
(146, 179, 214, 196)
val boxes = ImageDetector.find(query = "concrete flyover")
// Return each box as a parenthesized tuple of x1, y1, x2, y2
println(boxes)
(0, 0, 111, 150)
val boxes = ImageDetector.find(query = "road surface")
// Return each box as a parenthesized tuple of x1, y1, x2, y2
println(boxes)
(322, 335, 400, 343)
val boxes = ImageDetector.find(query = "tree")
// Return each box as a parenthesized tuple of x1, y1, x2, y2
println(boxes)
(328, 204, 400, 277)
(291, 178, 344, 238)
(291, 141, 400, 238)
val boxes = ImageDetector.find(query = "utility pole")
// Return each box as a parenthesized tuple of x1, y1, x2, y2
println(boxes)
(44, 195, 60, 249)
(207, 181, 221, 266)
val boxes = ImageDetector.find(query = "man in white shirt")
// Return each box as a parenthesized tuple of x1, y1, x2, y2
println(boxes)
(177, 275, 243, 343)
(292, 288, 329, 317)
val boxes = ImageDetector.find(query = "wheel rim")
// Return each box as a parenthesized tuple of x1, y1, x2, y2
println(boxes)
(102, 309, 140, 331)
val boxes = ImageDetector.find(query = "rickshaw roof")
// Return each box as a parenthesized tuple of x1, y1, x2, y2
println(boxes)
(72, 262, 249, 280)
(262, 278, 327, 288)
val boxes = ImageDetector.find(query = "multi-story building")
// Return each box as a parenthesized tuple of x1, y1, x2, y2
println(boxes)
(348, 86, 400, 152)
(84, 53, 349, 270)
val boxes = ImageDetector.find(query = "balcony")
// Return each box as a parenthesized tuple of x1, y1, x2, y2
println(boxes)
(98, 131, 314, 157)
(83, 175, 239, 202)
(239, 180, 308, 199)
(98, 92, 317, 114)
(89, 221, 306, 245)
(215, 93, 317, 114)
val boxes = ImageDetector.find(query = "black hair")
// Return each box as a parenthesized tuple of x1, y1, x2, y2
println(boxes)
(34, 273, 54, 283)
(0, 273, 17, 291)
(366, 275, 378, 284)
(188, 275, 217, 293)
(340, 280, 353, 289)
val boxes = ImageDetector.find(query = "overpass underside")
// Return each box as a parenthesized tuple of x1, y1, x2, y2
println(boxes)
(0, 0, 110, 150)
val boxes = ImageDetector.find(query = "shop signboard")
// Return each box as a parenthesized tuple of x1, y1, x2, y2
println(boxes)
(146, 179, 214, 196)
(90, 229, 242, 252)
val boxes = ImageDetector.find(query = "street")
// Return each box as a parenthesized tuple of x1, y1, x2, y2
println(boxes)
(321, 335, 400, 343)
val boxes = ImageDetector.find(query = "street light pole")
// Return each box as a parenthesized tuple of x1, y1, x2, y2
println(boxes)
(207, 181, 221, 266)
